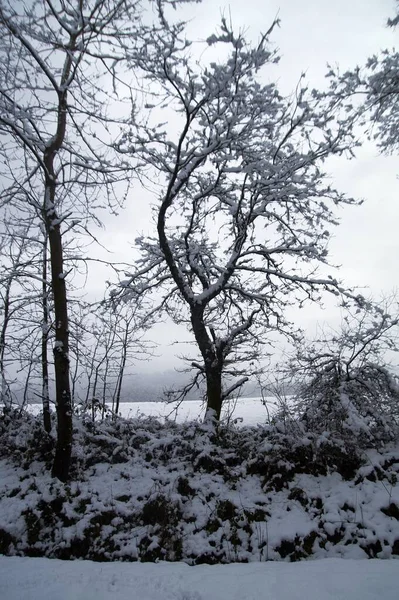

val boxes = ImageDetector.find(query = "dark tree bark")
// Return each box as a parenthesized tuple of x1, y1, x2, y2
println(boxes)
(113, 323, 129, 416)
(47, 209, 72, 481)
(45, 189, 72, 481)
(0, 274, 12, 412)
(41, 233, 51, 434)
(204, 367, 223, 421)
(43, 57, 74, 481)
(190, 305, 223, 421)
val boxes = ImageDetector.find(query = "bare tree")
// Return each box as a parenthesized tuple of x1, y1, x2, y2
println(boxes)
(0, 217, 44, 412)
(0, 227, 31, 411)
(0, 208, 103, 432)
(0, 0, 166, 480)
(117, 18, 361, 423)
(73, 301, 152, 419)
(110, 303, 153, 415)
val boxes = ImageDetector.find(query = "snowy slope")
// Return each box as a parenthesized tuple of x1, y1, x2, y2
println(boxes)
(1, 414, 399, 563)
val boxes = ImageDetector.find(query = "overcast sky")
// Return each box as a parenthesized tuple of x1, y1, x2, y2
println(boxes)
(91, 0, 399, 372)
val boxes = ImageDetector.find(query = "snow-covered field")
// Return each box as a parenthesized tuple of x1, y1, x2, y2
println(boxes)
(28, 396, 277, 425)
(1, 556, 398, 600)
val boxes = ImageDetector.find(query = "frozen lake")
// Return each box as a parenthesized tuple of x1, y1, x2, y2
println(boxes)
(27, 396, 281, 426)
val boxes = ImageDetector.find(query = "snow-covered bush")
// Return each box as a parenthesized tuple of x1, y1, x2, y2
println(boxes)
(1, 410, 399, 562)
(0, 409, 54, 467)
(289, 302, 399, 447)
(296, 363, 399, 446)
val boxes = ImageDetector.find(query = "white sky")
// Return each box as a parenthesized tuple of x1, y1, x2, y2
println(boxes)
(90, 0, 399, 372)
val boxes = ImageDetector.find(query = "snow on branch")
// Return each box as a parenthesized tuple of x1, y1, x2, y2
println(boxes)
(116, 12, 363, 420)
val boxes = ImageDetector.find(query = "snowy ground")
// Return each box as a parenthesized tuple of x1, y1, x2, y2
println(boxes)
(28, 396, 277, 425)
(1, 556, 398, 600)
(2, 407, 398, 599)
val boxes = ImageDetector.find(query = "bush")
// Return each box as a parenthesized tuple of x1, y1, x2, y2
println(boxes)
(286, 301, 399, 448)
(296, 363, 399, 447)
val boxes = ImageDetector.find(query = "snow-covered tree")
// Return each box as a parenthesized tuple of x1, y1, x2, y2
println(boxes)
(117, 17, 361, 423)
(0, 213, 52, 421)
(0, 0, 130, 480)
(0, 220, 38, 413)
(0, 0, 183, 480)
(324, 2, 399, 154)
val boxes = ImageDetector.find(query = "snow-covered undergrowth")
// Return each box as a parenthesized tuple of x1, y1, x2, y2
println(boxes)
(0, 411, 398, 564)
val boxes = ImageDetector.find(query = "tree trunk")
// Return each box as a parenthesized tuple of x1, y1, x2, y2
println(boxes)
(48, 212, 72, 482)
(22, 359, 34, 411)
(43, 176, 72, 481)
(190, 305, 223, 422)
(101, 358, 110, 420)
(70, 336, 81, 409)
(113, 322, 129, 417)
(41, 233, 51, 433)
(204, 364, 223, 422)
(0, 278, 12, 412)
(43, 67, 73, 481)
(90, 361, 103, 422)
